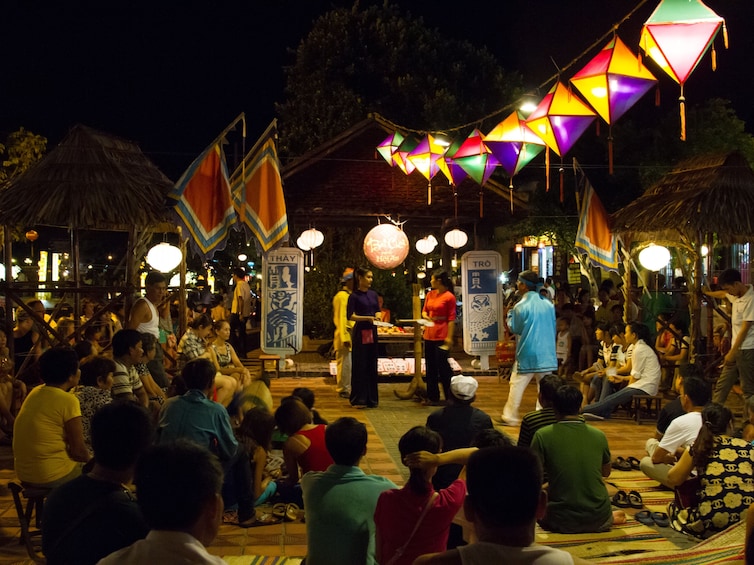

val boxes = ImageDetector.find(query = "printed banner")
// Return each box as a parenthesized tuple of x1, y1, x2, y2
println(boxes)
(261, 247, 303, 356)
(462, 251, 503, 356)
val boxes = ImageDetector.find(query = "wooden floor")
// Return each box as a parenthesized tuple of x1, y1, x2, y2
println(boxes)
(0, 375, 696, 563)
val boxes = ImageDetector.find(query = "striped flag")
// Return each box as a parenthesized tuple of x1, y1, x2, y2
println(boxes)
(230, 120, 288, 252)
(169, 138, 236, 259)
(574, 165, 619, 272)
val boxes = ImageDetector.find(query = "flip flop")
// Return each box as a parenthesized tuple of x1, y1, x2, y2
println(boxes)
(652, 511, 670, 527)
(634, 510, 654, 526)
(627, 490, 643, 509)
(612, 490, 630, 508)
(246, 512, 283, 527)
(627, 456, 641, 470)
(285, 503, 300, 522)
(272, 503, 287, 520)
(612, 457, 632, 471)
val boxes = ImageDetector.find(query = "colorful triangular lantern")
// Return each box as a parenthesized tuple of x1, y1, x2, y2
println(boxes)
(391, 137, 418, 175)
(407, 134, 447, 181)
(437, 138, 469, 187)
(453, 129, 500, 185)
(376, 131, 405, 166)
(484, 111, 545, 177)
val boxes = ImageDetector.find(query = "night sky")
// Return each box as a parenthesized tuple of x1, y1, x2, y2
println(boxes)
(3, 0, 751, 180)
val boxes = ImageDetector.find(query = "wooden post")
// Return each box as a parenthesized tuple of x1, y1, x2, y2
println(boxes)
(4, 226, 14, 363)
(179, 235, 188, 338)
(412, 283, 422, 387)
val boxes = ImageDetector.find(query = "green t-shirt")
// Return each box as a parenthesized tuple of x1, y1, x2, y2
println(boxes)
(531, 420, 612, 531)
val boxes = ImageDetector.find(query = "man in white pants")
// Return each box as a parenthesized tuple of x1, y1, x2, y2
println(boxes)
(501, 271, 558, 426)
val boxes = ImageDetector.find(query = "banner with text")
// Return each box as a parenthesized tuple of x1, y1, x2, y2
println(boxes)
(462, 250, 503, 357)
(261, 247, 303, 356)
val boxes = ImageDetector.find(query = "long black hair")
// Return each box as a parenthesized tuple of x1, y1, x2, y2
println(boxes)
(399, 426, 442, 495)
(353, 266, 372, 291)
(691, 403, 732, 472)
(432, 270, 454, 294)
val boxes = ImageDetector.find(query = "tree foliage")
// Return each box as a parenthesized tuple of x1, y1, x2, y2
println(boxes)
(0, 128, 47, 188)
(277, 1, 522, 158)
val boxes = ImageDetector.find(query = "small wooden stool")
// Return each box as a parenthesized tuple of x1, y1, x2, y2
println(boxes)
(259, 354, 281, 379)
(632, 394, 663, 425)
(9, 481, 50, 562)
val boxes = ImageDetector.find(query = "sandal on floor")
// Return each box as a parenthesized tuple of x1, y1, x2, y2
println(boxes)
(246, 512, 282, 527)
(627, 456, 641, 470)
(285, 503, 300, 522)
(222, 510, 239, 524)
(652, 511, 670, 527)
(611, 457, 632, 471)
(272, 503, 287, 519)
(612, 490, 630, 508)
(634, 510, 654, 526)
(627, 490, 643, 509)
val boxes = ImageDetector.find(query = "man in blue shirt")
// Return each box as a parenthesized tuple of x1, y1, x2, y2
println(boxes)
(501, 270, 558, 426)
(157, 358, 256, 527)
(301, 417, 397, 565)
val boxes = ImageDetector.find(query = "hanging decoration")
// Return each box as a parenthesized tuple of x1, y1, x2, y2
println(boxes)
(444, 228, 469, 250)
(376, 131, 405, 167)
(408, 134, 449, 204)
(391, 137, 418, 175)
(363, 223, 410, 270)
(146, 242, 183, 273)
(524, 82, 596, 198)
(639, 0, 726, 140)
(483, 111, 546, 212)
(452, 129, 500, 217)
(436, 138, 469, 187)
(296, 228, 324, 251)
(570, 35, 657, 173)
(415, 235, 438, 255)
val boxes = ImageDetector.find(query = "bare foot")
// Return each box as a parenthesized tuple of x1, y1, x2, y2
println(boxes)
(612, 510, 627, 525)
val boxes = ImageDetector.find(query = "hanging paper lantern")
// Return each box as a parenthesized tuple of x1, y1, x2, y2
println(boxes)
(639, 244, 670, 272)
(436, 138, 469, 187)
(415, 236, 437, 255)
(524, 82, 597, 157)
(452, 129, 500, 185)
(639, 0, 726, 140)
(146, 242, 183, 273)
(297, 228, 324, 251)
(444, 229, 469, 250)
(376, 131, 405, 166)
(391, 137, 418, 175)
(571, 36, 657, 172)
(363, 224, 409, 269)
(407, 135, 447, 181)
(484, 111, 545, 177)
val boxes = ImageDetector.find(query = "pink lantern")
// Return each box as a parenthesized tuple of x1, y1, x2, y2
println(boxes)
(363, 224, 409, 270)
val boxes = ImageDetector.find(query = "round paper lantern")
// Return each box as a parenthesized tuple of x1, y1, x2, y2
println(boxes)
(363, 224, 409, 269)
(444, 228, 468, 250)
(638, 244, 670, 272)
(297, 228, 324, 251)
(146, 242, 183, 273)
(25, 230, 39, 242)
(415, 237, 436, 255)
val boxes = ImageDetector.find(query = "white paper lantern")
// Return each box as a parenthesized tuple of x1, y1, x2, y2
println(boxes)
(444, 228, 468, 250)
(297, 228, 324, 251)
(415, 237, 435, 255)
(146, 242, 182, 273)
(638, 244, 670, 272)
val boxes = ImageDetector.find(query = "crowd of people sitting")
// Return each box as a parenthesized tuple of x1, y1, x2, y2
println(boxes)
(2, 268, 754, 564)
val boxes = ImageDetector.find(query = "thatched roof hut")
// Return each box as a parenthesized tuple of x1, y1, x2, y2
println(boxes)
(0, 124, 174, 229)
(611, 151, 754, 245)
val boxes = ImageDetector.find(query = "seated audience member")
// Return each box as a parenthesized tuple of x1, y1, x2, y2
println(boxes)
(73, 340, 95, 362)
(209, 319, 252, 388)
(301, 417, 397, 565)
(75, 356, 115, 449)
(111, 329, 148, 407)
(413, 447, 589, 564)
(42, 402, 153, 565)
(532, 385, 624, 533)
(157, 358, 256, 527)
(640, 375, 710, 487)
(659, 316, 690, 391)
(98, 441, 227, 564)
(517, 374, 566, 448)
(275, 396, 333, 488)
(652, 371, 687, 442)
(426, 375, 493, 489)
(667, 403, 754, 539)
(374, 426, 466, 565)
(133, 332, 167, 406)
(13, 347, 89, 488)
(292, 386, 328, 425)
(235, 407, 278, 506)
(572, 322, 609, 402)
(582, 322, 660, 420)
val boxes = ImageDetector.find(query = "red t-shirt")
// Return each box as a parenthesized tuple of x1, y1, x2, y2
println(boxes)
(422, 290, 457, 341)
(375, 479, 466, 565)
(295, 425, 334, 474)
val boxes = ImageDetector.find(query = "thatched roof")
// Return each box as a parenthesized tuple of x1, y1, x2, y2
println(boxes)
(0, 124, 174, 229)
(611, 151, 754, 245)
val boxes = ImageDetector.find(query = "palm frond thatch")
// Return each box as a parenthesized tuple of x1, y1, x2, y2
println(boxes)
(0, 124, 174, 229)
(611, 151, 754, 245)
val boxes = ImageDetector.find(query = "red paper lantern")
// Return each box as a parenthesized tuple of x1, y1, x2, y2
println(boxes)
(363, 224, 409, 270)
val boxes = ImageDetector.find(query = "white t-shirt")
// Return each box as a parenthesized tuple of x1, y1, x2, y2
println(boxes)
(727, 285, 754, 350)
(629, 340, 661, 396)
(658, 411, 702, 453)
(458, 541, 574, 564)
